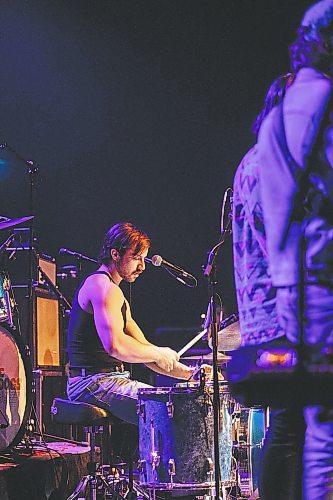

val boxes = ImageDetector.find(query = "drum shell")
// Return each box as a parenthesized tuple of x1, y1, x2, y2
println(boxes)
(138, 384, 233, 488)
(0, 325, 32, 452)
(234, 406, 266, 497)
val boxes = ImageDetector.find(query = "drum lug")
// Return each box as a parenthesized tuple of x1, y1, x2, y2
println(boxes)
(204, 394, 212, 416)
(136, 400, 145, 420)
(51, 404, 58, 415)
(206, 457, 214, 482)
(228, 399, 236, 415)
(151, 450, 160, 469)
(166, 399, 174, 418)
(168, 458, 176, 483)
(138, 459, 147, 483)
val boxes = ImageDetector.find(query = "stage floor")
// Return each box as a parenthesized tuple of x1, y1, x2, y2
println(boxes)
(0, 441, 91, 499)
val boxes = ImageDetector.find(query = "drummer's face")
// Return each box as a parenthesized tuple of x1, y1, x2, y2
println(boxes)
(116, 246, 148, 283)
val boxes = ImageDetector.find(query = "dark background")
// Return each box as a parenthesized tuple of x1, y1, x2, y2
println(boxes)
(0, 0, 311, 347)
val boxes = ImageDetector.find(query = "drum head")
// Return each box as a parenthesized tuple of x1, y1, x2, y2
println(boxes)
(0, 325, 32, 452)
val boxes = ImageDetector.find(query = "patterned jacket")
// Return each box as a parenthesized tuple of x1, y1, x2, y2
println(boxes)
(233, 145, 283, 345)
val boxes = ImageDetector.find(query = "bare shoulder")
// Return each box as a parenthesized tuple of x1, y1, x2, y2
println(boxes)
(79, 274, 123, 310)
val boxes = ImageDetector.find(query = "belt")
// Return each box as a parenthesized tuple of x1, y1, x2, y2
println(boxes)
(69, 365, 124, 377)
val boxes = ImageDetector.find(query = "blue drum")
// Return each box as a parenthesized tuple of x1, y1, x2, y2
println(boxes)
(233, 406, 267, 497)
(137, 383, 234, 493)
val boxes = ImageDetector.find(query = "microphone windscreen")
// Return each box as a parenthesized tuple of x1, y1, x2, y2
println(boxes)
(59, 248, 67, 255)
(151, 255, 163, 267)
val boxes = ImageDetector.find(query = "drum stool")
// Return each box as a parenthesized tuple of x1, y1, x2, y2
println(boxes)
(51, 397, 114, 500)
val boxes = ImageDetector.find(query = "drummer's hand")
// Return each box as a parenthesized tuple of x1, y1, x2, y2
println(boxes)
(191, 364, 224, 382)
(155, 347, 179, 372)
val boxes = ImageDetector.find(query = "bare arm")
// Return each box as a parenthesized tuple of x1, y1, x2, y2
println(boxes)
(145, 360, 194, 380)
(123, 300, 193, 379)
(86, 276, 178, 370)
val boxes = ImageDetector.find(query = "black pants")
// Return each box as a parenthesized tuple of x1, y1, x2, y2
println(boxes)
(259, 406, 305, 500)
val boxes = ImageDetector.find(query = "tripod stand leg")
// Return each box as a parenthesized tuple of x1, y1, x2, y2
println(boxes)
(67, 475, 91, 500)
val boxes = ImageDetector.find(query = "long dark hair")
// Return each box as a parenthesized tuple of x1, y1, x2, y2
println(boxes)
(252, 73, 295, 138)
(289, 23, 333, 74)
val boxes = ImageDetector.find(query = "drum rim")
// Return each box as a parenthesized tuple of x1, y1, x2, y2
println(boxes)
(137, 381, 230, 396)
(140, 480, 237, 489)
(0, 323, 33, 452)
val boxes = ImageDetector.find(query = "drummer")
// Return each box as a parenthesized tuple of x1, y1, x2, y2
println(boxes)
(67, 222, 212, 425)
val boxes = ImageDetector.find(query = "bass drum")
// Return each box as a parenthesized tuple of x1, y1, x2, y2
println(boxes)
(0, 324, 32, 452)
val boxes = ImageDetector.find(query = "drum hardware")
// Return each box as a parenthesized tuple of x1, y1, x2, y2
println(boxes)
(136, 400, 145, 420)
(138, 459, 147, 483)
(168, 458, 176, 484)
(181, 353, 231, 365)
(166, 397, 174, 418)
(57, 264, 78, 280)
(150, 419, 160, 483)
(204, 391, 212, 417)
(0, 270, 16, 328)
(206, 457, 214, 483)
(0, 233, 16, 258)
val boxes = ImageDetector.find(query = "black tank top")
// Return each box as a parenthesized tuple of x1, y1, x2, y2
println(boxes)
(67, 271, 124, 370)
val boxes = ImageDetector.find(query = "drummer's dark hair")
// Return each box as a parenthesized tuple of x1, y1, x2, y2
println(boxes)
(98, 222, 150, 264)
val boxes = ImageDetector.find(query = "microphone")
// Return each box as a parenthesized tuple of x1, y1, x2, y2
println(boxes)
(151, 254, 192, 278)
(59, 248, 77, 257)
(59, 248, 97, 263)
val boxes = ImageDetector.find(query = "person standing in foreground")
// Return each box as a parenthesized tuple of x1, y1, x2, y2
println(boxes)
(233, 73, 297, 499)
(67, 222, 203, 425)
(258, 1, 333, 497)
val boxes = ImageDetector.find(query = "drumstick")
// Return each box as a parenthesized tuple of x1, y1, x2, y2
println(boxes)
(177, 328, 208, 357)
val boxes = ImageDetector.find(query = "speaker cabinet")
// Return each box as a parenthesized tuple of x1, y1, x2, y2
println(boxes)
(33, 287, 61, 370)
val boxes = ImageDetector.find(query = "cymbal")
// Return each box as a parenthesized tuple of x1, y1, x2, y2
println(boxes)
(208, 320, 241, 352)
(0, 216, 34, 231)
(181, 353, 231, 365)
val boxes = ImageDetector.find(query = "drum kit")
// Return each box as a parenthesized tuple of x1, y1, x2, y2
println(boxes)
(136, 317, 267, 500)
(0, 216, 266, 499)
(0, 216, 34, 453)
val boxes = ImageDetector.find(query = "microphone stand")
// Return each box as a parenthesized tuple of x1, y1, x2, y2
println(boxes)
(37, 266, 72, 312)
(61, 251, 97, 287)
(203, 220, 231, 500)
